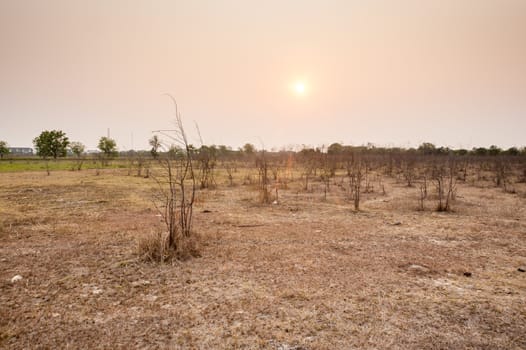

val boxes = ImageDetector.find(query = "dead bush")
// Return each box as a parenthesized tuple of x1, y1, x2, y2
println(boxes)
(256, 150, 271, 204)
(432, 159, 457, 212)
(150, 95, 198, 260)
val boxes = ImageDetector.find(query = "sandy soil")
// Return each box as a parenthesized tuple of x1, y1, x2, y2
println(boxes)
(1, 169, 525, 349)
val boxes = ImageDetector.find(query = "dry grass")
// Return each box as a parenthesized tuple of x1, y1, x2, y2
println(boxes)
(137, 231, 172, 263)
(0, 168, 525, 349)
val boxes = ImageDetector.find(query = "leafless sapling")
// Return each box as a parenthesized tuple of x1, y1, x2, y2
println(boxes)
(150, 95, 197, 258)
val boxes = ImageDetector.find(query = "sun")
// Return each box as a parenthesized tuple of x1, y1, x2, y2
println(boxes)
(292, 81, 307, 96)
(295, 82, 305, 94)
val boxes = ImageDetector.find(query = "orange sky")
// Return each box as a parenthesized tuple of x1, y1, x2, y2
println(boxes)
(1, 0, 525, 150)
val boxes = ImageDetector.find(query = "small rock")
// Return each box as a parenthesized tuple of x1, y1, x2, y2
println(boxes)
(11, 275, 23, 283)
(518, 267, 525, 273)
(92, 287, 103, 295)
(272, 200, 278, 205)
(202, 209, 212, 213)
(463, 272, 472, 277)
(392, 221, 402, 226)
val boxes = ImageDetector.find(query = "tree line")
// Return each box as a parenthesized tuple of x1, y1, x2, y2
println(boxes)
(0, 132, 525, 162)
(0, 131, 117, 160)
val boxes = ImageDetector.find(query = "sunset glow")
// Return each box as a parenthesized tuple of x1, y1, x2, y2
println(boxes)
(1, 1, 525, 149)
(294, 82, 306, 95)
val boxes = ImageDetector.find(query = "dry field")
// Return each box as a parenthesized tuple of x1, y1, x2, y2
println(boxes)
(1, 168, 525, 349)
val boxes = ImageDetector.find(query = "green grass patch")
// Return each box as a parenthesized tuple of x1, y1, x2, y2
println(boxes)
(0, 158, 128, 172)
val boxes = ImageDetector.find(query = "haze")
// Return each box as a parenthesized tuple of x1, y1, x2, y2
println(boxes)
(1, 0, 525, 150)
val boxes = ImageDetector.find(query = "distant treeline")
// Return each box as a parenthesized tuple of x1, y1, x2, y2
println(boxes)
(2, 142, 526, 160)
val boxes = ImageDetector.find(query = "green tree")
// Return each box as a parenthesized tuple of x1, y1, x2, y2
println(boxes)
(327, 142, 344, 155)
(455, 149, 469, 156)
(505, 147, 519, 156)
(149, 135, 161, 159)
(98, 137, 117, 165)
(418, 142, 436, 155)
(217, 145, 232, 158)
(33, 130, 70, 159)
(32, 130, 69, 175)
(98, 137, 117, 156)
(472, 147, 488, 156)
(70, 141, 85, 157)
(0, 141, 9, 159)
(242, 143, 256, 155)
(488, 145, 501, 156)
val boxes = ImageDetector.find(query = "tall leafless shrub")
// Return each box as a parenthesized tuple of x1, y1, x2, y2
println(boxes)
(432, 159, 457, 212)
(150, 96, 197, 259)
(224, 161, 236, 186)
(320, 151, 333, 201)
(418, 175, 428, 211)
(493, 157, 513, 192)
(402, 158, 416, 187)
(347, 155, 363, 211)
(256, 150, 271, 204)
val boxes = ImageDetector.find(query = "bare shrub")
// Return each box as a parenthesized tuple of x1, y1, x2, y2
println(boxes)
(418, 176, 428, 211)
(347, 156, 363, 211)
(518, 166, 526, 183)
(493, 157, 513, 192)
(196, 145, 217, 189)
(256, 150, 271, 204)
(195, 125, 217, 189)
(69, 141, 86, 171)
(320, 151, 333, 201)
(432, 159, 457, 212)
(299, 149, 316, 191)
(127, 151, 150, 178)
(150, 95, 198, 259)
(402, 158, 416, 187)
(377, 174, 386, 195)
(457, 159, 468, 182)
(224, 161, 236, 186)
(363, 158, 374, 193)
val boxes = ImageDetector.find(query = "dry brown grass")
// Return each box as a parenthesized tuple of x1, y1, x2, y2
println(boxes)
(137, 230, 172, 263)
(0, 168, 525, 349)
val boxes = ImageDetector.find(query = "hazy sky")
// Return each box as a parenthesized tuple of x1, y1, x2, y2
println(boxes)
(1, 0, 525, 150)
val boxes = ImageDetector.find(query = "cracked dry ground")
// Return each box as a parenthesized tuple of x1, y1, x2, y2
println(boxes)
(1, 170, 525, 349)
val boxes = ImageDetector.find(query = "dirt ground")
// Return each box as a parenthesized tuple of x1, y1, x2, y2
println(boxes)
(1, 169, 525, 349)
